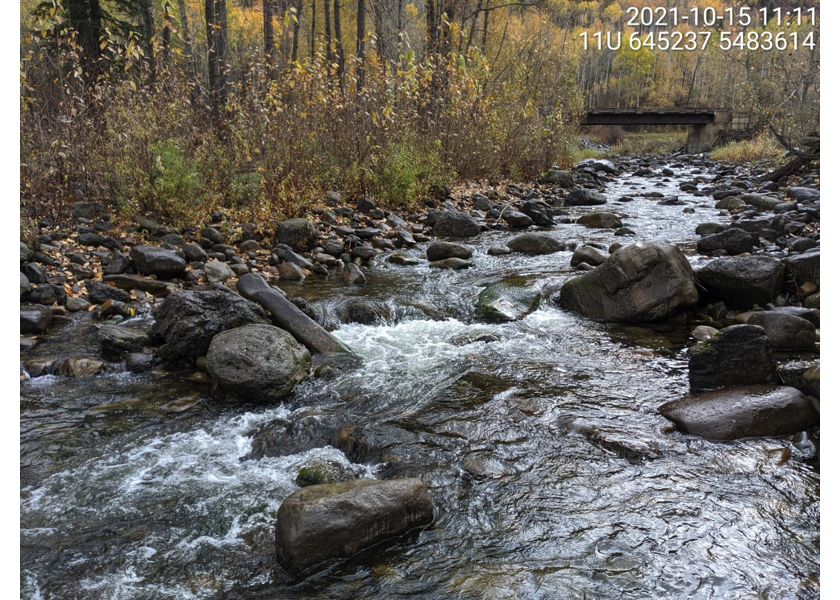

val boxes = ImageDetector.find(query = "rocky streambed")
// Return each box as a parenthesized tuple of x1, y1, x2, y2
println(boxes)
(20, 154, 819, 598)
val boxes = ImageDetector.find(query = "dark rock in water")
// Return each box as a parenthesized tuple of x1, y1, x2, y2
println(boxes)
(206, 324, 310, 401)
(343, 263, 367, 285)
(570, 245, 609, 267)
(659, 385, 818, 440)
(125, 352, 155, 373)
(559, 243, 697, 322)
(544, 168, 575, 187)
(502, 210, 534, 229)
(55, 357, 105, 378)
(395, 229, 416, 246)
(429, 257, 473, 269)
(475, 280, 540, 323)
(85, 281, 132, 305)
(507, 233, 563, 255)
(462, 453, 511, 478)
(577, 212, 622, 229)
(275, 218, 319, 252)
(576, 158, 616, 174)
(275, 478, 434, 577)
(786, 187, 819, 203)
(20, 272, 30, 299)
(27, 284, 66, 306)
(695, 223, 724, 236)
(21, 305, 53, 334)
(772, 306, 819, 327)
(564, 188, 607, 206)
(747, 312, 816, 350)
(778, 360, 820, 398)
(426, 241, 472, 262)
(520, 201, 554, 226)
(103, 274, 175, 296)
(697, 227, 754, 256)
(277, 262, 306, 281)
(65, 296, 91, 312)
(688, 325, 778, 392)
(658, 196, 684, 206)
(152, 289, 271, 362)
(131, 245, 186, 279)
(237, 273, 354, 356)
(97, 324, 151, 354)
(614, 227, 636, 237)
(432, 211, 481, 239)
(336, 298, 390, 325)
(487, 246, 511, 256)
(388, 252, 420, 266)
(784, 250, 820, 287)
(695, 256, 785, 309)
(449, 329, 502, 346)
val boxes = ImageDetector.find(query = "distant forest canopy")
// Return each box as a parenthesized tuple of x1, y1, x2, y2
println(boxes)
(20, 0, 819, 225)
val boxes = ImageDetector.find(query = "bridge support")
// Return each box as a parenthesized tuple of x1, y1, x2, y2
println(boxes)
(686, 111, 731, 153)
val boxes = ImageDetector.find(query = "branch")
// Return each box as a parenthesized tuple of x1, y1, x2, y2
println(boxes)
(767, 123, 819, 160)
(466, 1, 536, 20)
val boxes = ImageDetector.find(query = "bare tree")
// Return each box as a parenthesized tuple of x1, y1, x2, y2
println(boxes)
(355, 0, 365, 88)
(205, 0, 229, 112)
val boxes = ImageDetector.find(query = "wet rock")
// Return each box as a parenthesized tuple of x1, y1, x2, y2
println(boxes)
(27, 284, 66, 306)
(151, 289, 271, 362)
(55, 357, 105, 378)
(544, 168, 575, 187)
(691, 325, 719, 341)
(804, 292, 820, 309)
(487, 246, 511, 256)
(688, 325, 778, 392)
(426, 241, 472, 262)
(429, 257, 473, 270)
(559, 243, 697, 322)
(564, 188, 607, 206)
(747, 312, 816, 350)
(278, 262, 306, 281)
(20, 305, 53, 334)
(388, 252, 420, 266)
(570, 245, 609, 267)
(507, 233, 563, 255)
(20, 272, 30, 299)
(97, 324, 151, 354)
(20, 242, 30, 264)
(200, 227, 224, 245)
(102, 274, 175, 296)
(576, 158, 616, 174)
(463, 453, 511, 478)
(791, 238, 817, 253)
(204, 259, 234, 283)
(295, 461, 356, 487)
(206, 324, 311, 401)
(65, 296, 91, 312)
(78, 232, 122, 250)
(275, 219, 319, 252)
(696, 228, 753, 256)
(125, 352, 155, 373)
(21, 263, 45, 284)
(136, 216, 173, 237)
(131, 246, 186, 279)
(577, 212, 622, 229)
(336, 299, 391, 325)
(520, 201, 554, 226)
(804, 364, 820, 399)
(660, 385, 818, 440)
(103, 251, 130, 275)
(784, 250, 820, 287)
(502, 210, 534, 229)
(786, 187, 819, 203)
(475, 280, 540, 323)
(85, 281, 132, 305)
(741, 193, 782, 212)
(275, 478, 434, 576)
(695, 256, 785, 309)
(343, 263, 367, 285)
(431, 211, 482, 239)
(449, 329, 502, 346)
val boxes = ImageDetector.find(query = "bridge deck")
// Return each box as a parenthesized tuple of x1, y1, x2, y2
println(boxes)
(584, 108, 716, 126)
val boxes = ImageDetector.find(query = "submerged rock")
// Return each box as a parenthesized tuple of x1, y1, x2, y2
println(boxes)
(688, 325, 778, 392)
(206, 324, 311, 401)
(660, 385, 818, 440)
(426, 241, 472, 262)
(20, 305, 53, 334)
(475, 280, 540, 323)
(559, 242, 697, 322)
(577, 212, 622, 229)
(97, 325, 151, 354)
(275, 478, 434, 576)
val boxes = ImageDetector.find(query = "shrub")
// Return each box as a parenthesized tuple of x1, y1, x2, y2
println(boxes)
(710, 134, 784, 163)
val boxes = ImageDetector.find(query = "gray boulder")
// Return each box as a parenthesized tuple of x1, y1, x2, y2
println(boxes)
(784, 249, 820, 287)
(695, 223, 724, 235)
(747, 312, 816, 350)
(502, 210, 534, 229)
(426, 241, 472, 262)
(564, 189, 607, 206)
(660, 385, 818, 440)
(275, 218, 319, 252)
(475, 280, 540, 323)
(688, 325, 778, 392)
(429, 257, 473, 269)
(544, 169, 575, 187)
(695, 256, 785, 309)
(151, 290, 271, 362)
(507, 233, 563, 255)
(97, 325, 151, 354)
(204, 259, 234, 283)
(85, 281, 132, 305)
(432, 211, 482, 239)
(696, 228, 753, 256)
(343, 263, 366, 285)
(206, 324, 310, 401)
(577, 212, 622, 229)
(570, 245, 609, 267)
(20, 242, 29, 264)
(576, 158, 616, 174)
(275, 478, 434, 576)
(520, 201, 554, 226)
(559, 243, 697, 322)
(131, 245, 186, 279)
(20, 272, 30, 299)
(786, 187, 819, 203)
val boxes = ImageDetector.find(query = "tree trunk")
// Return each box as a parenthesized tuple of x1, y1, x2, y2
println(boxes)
(264, 0, 275, 74)
(333, 0, 345, 82)
(162, 1, 173, 67)
(177, 0, 193, 55)
(323, 0, 333, 63)
(310, 0, 316, 59)
(291, 0, 304, 63)
(355, 0, 364, 89)
(139, 0, 156, 84)
(205, 0, 229, 112)
(425, 0, 437, 57)
(67, 0, 104, 81)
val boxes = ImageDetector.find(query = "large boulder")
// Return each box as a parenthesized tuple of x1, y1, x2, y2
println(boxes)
(204, 259, 234, 283)
(502, 210, 534, 229)
(570, 245, 609, 267)
(784, 249, 820, 287)
(576, 158, 616, 174)
(688, 325, 778, 392)
(275, 478, 434, 576)
(275, 218, 319, 252)
(747, 312, 816, 350)
(131, 245, 186, 279)
(544, 169, 575, 187)
(564, 189, 607, 206)
(475, 280, 540, 323)
(520, 201, 554, 226)
(151, 289, 271, 362)
(431, 211, 482, 239)
(659, 385, 818, 440)
(507, 233, 563, 255)
(695, 256, 785, 309)
(558, 243, 697, 322)
(577, 212, 622, 229)
(696, 228, 754, 256)
(206, 324, 311, 401)
(426, 241, 472, 262)
(786, 187, 819, 203)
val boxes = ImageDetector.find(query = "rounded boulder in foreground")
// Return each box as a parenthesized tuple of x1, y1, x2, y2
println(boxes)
(206, 324, 311, 401)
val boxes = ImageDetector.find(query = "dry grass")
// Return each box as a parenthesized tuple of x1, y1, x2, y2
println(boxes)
(710, 134, 785, 163)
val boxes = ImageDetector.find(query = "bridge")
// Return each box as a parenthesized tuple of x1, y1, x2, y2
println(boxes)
(583, 108, 751, 153)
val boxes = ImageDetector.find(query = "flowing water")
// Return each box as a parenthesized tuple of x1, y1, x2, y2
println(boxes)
(20, 160, 820, 599)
